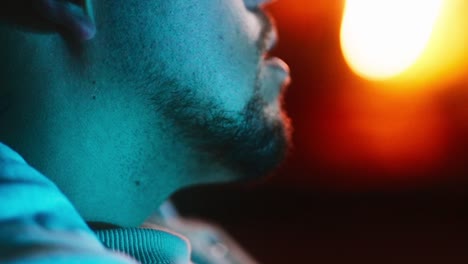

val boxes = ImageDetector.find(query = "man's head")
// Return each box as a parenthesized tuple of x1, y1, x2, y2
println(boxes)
(0, 0, 291, 226)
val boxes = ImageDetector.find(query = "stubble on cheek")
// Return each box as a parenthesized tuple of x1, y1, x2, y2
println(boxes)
(145, 72, 291, 179)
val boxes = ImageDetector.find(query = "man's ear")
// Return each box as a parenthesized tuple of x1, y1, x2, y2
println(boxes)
(35, 0, 96, 41)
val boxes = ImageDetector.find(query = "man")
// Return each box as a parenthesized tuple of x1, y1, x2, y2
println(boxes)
(0, 0, 291, 263)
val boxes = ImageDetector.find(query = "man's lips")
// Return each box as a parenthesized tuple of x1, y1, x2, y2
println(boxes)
(263, 24, 278, 53)
(265, 57, 291, 84)
(260, 57, 291, 103)
(261, 17, 290, 91)
(256, 9, 290, 102)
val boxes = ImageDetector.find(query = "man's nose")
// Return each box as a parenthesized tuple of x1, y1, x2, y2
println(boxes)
(244, 0, 277, 10)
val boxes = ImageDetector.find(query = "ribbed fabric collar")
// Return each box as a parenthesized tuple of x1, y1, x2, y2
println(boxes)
(94, 227, 191, 264)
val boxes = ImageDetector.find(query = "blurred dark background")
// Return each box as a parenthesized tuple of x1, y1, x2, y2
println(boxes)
(173, 1, 468, 263)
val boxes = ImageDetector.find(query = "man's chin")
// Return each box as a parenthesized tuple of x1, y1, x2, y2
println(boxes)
(159, 86, 292, 182)
(214, 98, 292, 181)
(240, 119, 292, 180)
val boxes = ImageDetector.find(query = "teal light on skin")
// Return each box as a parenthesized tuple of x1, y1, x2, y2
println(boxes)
(0, 0, 290, 227)
(84, 0, 95, 24)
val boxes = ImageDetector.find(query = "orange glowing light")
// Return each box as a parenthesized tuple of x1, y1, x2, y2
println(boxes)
(340, 0, 443, 80)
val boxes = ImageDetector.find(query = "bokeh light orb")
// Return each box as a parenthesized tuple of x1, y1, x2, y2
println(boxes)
(340, 0, 443, 80)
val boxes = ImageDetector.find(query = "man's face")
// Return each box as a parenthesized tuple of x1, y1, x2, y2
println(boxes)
(0, 0, 291, 225)
(94, 0, 291, 179)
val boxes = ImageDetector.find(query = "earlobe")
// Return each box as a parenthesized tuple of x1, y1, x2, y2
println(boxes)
(35, 0, 96, 41)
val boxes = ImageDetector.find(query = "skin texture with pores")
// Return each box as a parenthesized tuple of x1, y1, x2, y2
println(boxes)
(0, 0, 291, 227)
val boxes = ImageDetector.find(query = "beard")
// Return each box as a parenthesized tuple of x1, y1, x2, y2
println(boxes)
(150, 78, 292, 181)
(193, 93, 292, 180)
